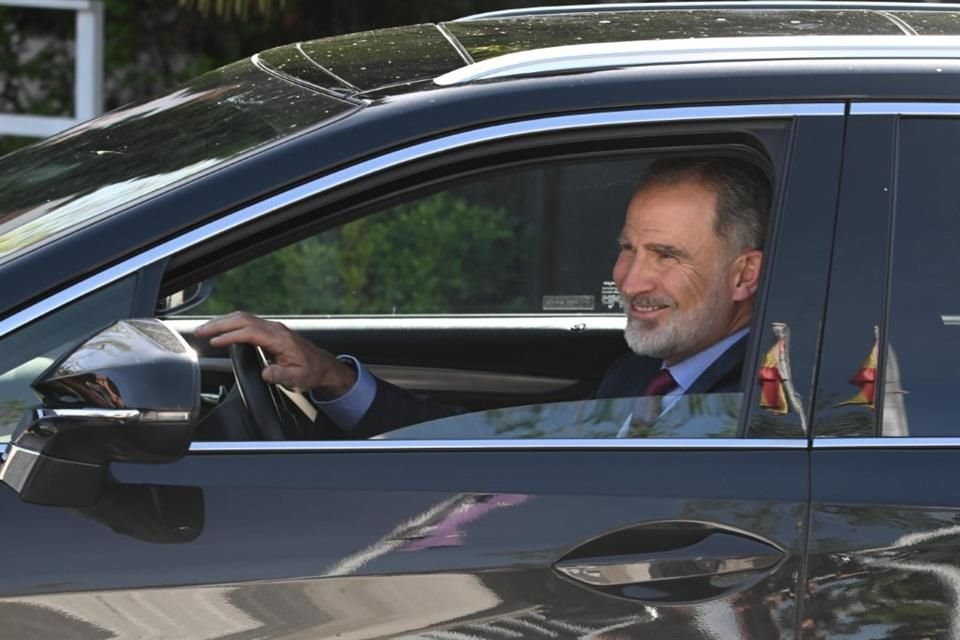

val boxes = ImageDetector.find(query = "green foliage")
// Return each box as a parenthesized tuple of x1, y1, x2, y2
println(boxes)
(195, 193, 531, 315)
(197, 235, 340, 315)
(178, 0, 287, 18)
(0, 0, 610, 154)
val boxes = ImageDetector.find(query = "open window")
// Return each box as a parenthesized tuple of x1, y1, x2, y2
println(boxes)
(160, 122, 785, 443)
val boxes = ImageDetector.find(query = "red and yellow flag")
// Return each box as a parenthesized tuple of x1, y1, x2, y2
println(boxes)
(837, 327, 879, 409)
(758, 338, 789, 415)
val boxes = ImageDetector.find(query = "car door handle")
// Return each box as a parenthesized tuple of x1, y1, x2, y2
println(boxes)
(553, 525, 785, 602)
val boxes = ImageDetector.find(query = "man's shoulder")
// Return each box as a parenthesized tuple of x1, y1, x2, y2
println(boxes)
(684, 334, 749, 395)
(597, 333, 748, 398)
(595, 351, 662, 399)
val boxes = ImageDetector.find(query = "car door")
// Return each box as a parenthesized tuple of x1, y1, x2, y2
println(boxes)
(804, 106, 960, 638)
(0, 104, 843, 639)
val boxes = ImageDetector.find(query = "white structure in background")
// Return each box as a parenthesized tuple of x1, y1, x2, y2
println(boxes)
(0, 0, 103, 138)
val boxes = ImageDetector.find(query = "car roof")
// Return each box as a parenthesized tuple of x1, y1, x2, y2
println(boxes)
(258, 1, 960, 97)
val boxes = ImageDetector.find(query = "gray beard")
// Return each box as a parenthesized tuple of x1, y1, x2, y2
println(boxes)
(622, 282, 728, 360)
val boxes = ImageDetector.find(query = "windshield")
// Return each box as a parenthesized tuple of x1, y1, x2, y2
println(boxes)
(0, 57, 357, 265)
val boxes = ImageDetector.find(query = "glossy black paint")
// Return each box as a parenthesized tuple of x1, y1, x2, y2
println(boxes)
(744, 116, 845, 438)
(806, 449, 960, 639)
(3, 4, 960, 638)
(884, 118, 960, 438)
(1, 449, 808, 638)
(814, 115, 895, 438)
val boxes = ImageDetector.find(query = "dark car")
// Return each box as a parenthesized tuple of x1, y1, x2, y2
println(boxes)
(1, 2, 960, 637)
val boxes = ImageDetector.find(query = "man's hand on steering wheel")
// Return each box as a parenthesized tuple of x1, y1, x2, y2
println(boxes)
(196, 311, 357, 397)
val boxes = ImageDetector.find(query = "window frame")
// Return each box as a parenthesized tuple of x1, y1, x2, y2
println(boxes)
(0, 102, 845, 452)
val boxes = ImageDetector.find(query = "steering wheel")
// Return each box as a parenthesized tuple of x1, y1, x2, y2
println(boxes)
(229, 343, 304, 440)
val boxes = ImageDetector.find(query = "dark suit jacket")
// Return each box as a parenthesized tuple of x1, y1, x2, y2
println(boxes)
(595, 334, 747, 399)
(343, 334, 749, 439)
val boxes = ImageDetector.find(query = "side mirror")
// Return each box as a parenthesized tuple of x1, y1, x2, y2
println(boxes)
(0, 319, 199, 506)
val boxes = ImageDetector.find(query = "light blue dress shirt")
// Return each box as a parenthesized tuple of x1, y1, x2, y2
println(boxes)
(660, 327, 749, 411)
(309, 355, 377, 429)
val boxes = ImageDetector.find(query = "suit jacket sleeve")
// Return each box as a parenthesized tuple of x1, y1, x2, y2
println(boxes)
(344, 377, 463, 439)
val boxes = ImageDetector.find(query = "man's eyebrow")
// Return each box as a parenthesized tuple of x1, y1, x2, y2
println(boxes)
(645, 242, 691, 260)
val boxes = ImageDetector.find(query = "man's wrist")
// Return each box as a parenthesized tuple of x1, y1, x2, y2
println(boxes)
(309, 355, 376, 430)
(312, 357, 358, 400)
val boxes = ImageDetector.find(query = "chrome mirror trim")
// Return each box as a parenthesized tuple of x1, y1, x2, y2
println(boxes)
(0, 102, 842, 340)
(435, 36, 960, 86)
(35, 408, 192, 424)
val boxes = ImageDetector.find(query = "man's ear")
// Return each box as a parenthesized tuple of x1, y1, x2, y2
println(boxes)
(732, 250, 763, 302)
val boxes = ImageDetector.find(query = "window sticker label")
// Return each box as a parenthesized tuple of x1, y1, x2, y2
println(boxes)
(601, 281, 623, 311)
(542, 295, 595, 311)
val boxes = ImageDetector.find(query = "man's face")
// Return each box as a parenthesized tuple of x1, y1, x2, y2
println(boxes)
(612, 176, 749, 365)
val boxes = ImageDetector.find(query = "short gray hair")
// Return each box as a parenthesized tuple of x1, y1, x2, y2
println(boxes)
(638, 157, 771, 254)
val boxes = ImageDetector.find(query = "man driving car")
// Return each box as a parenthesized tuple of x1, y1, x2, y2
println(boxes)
(196, 156, 770, 438)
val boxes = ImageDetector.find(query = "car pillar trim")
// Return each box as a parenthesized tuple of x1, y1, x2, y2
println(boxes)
(814, 438, 960, 449)
(0, 102, 843, 341)
(190, 438, 810, 453)
(851, 102, 960, 116)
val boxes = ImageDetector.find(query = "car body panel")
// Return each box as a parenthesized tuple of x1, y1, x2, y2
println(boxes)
(804, 105, 960, 638)
(3, 4, 960, 638)
(0, 449, 809, 639)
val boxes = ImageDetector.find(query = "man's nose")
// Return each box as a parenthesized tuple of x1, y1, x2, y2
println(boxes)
(617, 256, 658, 296)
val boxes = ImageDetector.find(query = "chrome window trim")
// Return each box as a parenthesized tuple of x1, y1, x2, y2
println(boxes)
(851, 102, 960, 116)
(815, 438, 960, 449)
(0, 102, 842, 340)
(435, 36, 960, 86)
(169, 315, 627, 333)
(191, 438, 809, 453)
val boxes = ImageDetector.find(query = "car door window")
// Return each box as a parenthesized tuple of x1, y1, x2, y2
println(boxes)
(813, 115, 960, 438)
(880, 118, 960, 437)
(174, 148, 797, 441)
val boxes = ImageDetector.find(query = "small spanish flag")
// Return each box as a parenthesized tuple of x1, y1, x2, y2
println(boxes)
(759, 337, 789, 415)
(837, 326, 879, 409)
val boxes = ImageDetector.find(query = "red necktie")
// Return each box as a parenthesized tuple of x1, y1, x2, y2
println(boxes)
(641, 368, 678, 397)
